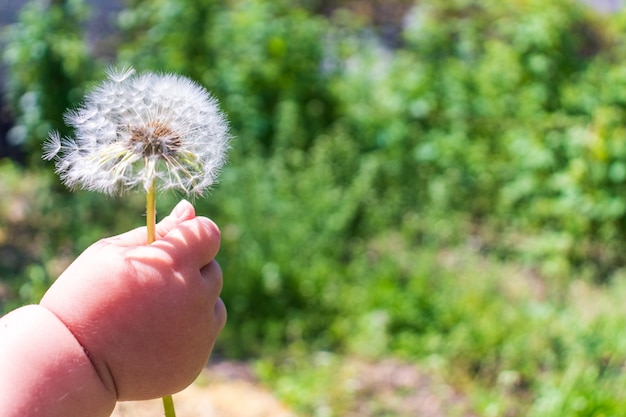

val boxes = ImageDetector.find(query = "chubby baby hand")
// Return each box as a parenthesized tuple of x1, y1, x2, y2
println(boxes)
(40, 200, 226, 400)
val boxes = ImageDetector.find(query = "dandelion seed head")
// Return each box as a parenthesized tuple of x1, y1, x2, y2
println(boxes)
(42, 131, 62, 161)
(105, 65, 135, 83)
(44, 67, 231, 195)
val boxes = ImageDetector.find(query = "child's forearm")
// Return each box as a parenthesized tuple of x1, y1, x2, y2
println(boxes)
(0, 305, 116, 417)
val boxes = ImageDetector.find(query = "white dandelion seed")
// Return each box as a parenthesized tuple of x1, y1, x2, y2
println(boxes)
(44, 67, 231, 196)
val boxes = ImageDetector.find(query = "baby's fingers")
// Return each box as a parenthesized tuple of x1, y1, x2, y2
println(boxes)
(153, 216, 221, 269)
(154, 200, 196, 240)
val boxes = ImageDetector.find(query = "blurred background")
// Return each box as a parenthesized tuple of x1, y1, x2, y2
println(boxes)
(4, 0, 626, 415)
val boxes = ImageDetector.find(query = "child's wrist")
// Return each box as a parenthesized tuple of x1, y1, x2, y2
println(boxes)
(0, 305, 117, 417)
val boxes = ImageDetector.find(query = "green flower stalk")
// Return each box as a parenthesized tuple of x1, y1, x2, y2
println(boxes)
(44, 66, 231, 417)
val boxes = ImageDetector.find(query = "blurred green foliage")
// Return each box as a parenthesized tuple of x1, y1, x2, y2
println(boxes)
(2, 0, 96, 164)
(5, 0, 626, 415)
(117, 0, 335, 154)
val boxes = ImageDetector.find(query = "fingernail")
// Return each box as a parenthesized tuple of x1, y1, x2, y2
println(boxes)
(172, 199, 192, 218)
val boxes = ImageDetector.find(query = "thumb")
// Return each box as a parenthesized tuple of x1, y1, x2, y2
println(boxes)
(154, 199, 196, 240)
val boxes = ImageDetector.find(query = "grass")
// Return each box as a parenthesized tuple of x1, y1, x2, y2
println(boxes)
(251, 238, 626, 417)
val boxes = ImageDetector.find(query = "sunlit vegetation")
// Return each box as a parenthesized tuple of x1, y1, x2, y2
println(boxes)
(3, 0, 626, 415)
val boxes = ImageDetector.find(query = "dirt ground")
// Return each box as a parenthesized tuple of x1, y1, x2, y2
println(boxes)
(112, 361, 294, 417)
(111, 359, 474, 417)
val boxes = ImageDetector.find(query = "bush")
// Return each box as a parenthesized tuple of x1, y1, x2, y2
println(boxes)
(2, 0, 96, 164)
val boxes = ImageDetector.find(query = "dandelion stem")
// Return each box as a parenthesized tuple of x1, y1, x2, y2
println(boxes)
(145, 183, 177, 416)
(146, 181, 156, 244)
(162, 395, 177, 417)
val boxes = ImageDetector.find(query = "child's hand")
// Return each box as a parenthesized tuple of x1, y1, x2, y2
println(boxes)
(40, 200, 226, 400)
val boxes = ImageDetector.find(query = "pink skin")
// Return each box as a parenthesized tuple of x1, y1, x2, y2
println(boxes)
(0, 200, 226, 416)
